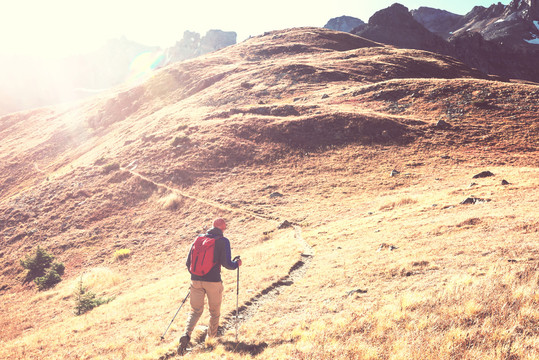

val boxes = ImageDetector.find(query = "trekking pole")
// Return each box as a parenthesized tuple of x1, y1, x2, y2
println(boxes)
(160, 290, 190, 340)
(233, 255, 241, 342)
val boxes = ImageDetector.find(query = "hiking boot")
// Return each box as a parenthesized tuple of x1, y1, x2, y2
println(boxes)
(178, 334, 190, 356)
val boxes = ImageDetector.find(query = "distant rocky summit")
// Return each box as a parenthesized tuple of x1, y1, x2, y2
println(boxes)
(410, 7, 464, 38)
(353, 3, 453, 56)
(349, 1, 539, 83)
(450, 0, 539, 47)
(161, 29, 237, 65)
(324, 16, 365, 33)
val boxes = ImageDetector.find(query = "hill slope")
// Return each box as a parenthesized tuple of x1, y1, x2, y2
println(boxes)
(0, 27, 538, 359)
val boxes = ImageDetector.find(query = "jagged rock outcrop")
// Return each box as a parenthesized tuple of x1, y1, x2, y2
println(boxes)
(504, 0, 539, 19)
(447, 0, 539, 80)
(199, 30, 237, 55)
(350, 2, 539, 82)
(411, 7, 464, 39)
(161, 30, 237, 65)
(449, 0, 539, 46)
(324, 16, 365, 33)
(353, 3, 453, 55)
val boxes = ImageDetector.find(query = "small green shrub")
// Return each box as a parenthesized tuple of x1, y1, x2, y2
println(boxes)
(74, 277, 113, 315)
(20, 246, 54, 280)
(52, 262, 65, 276)
(35, 268, 62, 291)
(20, 247, 64, 289)
(113, 249, 132, 261)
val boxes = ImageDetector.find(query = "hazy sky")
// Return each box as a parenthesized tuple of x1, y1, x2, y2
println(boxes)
(0, 0, 511, 58)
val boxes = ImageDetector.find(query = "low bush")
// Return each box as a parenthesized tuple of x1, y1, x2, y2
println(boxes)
(20, 246, 54, 280)
(20, 247, 64, 290)
(74, 277, 113, 315)
(35, 268, 62, 291)
(113, 249, 132, 261)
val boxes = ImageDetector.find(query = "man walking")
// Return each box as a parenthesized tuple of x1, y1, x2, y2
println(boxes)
(179, 218, 242, 353)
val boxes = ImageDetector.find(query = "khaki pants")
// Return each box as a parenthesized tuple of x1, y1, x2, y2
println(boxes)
(184, 280, 224, 338)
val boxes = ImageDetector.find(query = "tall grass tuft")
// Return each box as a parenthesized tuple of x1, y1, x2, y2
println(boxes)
(113, 249, 132, 262)
(158, 192, 182, 210)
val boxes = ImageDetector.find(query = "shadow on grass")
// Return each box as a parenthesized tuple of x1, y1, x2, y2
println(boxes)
(219, 340, 269, 356)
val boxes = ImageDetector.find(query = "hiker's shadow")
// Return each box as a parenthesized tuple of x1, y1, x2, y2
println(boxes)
(220, 340, 268, 356)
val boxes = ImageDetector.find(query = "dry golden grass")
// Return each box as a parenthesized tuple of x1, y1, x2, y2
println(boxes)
(379, 197, 418, 211)
(82, 267, 124, 291)
(270, 262, 539, 360)
(182, 158, 538, 360)
(1, 150, 536, 360)
(158, 192, 183, 211)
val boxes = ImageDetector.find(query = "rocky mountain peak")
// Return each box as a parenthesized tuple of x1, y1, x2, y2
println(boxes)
(368, 3, 420, 28)
(161, 29, 236, 66)
(353, 3, 452, 55)
(411, 7, 463, 39)
(505, 0, 539, 19)
(324, 16, 365, 33)
(508, 0, 538, 11)
(349, 2, 539, 82)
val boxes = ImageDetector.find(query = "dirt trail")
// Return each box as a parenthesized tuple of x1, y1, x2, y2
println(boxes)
(121, 168, 314, 359)
(124, 167, 277, 223)
(218, 226, 313, 332)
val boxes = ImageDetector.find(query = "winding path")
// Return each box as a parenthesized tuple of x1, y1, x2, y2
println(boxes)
(120, 167, 314, 358)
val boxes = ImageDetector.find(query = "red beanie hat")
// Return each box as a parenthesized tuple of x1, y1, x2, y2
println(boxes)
(213, 218, 227, 231)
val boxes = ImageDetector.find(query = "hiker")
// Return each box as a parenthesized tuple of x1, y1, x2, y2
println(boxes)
(179, 218, 242, 350)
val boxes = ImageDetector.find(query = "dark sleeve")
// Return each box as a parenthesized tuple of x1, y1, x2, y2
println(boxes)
(186, 243, 193, 270)
(218, 237, 238, 270)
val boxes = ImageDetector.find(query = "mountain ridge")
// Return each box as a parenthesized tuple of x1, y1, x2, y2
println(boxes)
(352, 2, 539, 82)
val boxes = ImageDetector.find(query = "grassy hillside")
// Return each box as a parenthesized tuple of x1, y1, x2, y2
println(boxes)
(0, 27, 537, 359)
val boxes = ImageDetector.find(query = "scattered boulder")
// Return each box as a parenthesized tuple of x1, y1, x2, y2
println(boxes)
(321, 94, 329, 99)
(390, 169, 400, 177)
(269, 192, 283, 198)
(377, 243, 398, 251)
(441, 155, 451, 159)
(278, 220, 293, 229)
(473, 170, 495, 178)
(460, 197, 491, 205)
(435, 119, 452, 130)
(270, 105, 300, 116)
(469, 182, 478, 188)
(346, 288, 368, 297)
(501, 179, 510, 185)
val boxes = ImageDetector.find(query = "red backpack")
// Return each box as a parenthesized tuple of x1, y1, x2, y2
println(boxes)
(188, 236, 218, 276)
